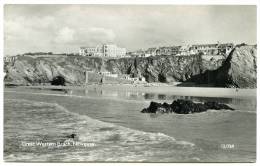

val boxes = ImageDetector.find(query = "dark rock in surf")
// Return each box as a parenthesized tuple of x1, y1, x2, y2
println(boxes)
(141, 99, 234, 114)
(141, 101, 163, 113)
(170, 99, 208, 114)
(66, 134, 77, 139)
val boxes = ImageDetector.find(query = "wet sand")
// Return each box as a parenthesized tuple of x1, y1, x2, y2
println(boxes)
(16, 83, 256, 99)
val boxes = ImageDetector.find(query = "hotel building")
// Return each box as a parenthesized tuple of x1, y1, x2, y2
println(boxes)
(79, 44, 126, 57)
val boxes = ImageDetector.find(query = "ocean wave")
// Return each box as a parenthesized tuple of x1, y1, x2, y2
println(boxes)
(206, 109, 256, 114)
(4, 98, 201, 162)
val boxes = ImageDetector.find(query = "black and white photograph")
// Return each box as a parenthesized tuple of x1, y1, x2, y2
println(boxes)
(1, 0, 258, 163)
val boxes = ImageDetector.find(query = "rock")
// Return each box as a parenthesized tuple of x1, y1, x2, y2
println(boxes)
(141, 101, 162, 113)
(66, 134, 77, 139)
(141, 101, 174, 113)
(162, 102, 173, 113)
(180, 45, 257, 88)
(170, 99, 208, 114)
(141, 99, 234, 114)
(171, 100, 193, 114)
(193, 103, 208, 113)
(156, 107, 168, 113)
(215, 45, 257, 88)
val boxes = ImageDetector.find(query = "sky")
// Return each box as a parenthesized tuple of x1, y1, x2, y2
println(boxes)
(4, 5, 257, 55)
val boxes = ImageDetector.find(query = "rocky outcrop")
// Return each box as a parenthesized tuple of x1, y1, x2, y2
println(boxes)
(180, 45, 257, 88)
(4, 56, 102, 85)
(141, 99, 234, 114)
(215, 45, 257, 88)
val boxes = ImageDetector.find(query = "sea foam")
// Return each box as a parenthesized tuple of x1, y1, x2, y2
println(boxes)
(4, 98, 201, 162)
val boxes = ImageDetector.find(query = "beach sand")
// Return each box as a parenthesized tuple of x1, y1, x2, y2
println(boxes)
(16, 83, 256, 99)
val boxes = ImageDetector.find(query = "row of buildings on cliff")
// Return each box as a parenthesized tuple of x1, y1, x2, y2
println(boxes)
(129, 43, 234, 57)
(79, 43, 234, 58)
(4, 42, 235, 63)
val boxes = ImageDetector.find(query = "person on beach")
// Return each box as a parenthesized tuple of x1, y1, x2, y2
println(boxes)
(100, 77, 103, 84)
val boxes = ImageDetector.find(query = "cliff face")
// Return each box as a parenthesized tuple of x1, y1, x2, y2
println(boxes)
(182, 45, 257, 88)
(4, 54, 224, 86)
(5, 46, 256, 88)
(106, 55, 223, 83)
(4, 56, 103, 85)
(215, 45, 257, 88)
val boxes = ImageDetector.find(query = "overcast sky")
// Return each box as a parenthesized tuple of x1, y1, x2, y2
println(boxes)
(4, 5, 256, 55)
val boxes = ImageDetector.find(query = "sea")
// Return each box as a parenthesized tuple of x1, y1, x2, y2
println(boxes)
(4, 87, 256, 162)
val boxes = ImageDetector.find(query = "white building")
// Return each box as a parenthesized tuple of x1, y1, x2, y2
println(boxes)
(79, 44, 126, 57)
(178, 45, 191, 56)
(99, 71, 118, 78)
(4, 56, 17, 63)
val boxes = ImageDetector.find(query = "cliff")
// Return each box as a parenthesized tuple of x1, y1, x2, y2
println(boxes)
(4, 45, 256, 88)
(215, 45, 257, 88)
(182, 45, 257, 88)
(4, 54, 223, 86)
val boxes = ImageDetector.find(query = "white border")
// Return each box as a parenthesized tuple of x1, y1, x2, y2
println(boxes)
(0, 0, 259, 5)
(0, 0, 259, 166)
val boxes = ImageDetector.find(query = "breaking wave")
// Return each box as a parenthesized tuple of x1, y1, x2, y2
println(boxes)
(4, 99, 203, 162)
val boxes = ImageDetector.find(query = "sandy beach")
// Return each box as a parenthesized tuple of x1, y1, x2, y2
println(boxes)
(15, 83, 256, 99)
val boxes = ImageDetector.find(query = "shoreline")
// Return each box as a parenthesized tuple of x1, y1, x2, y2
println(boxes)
(6, 84, 256, 99)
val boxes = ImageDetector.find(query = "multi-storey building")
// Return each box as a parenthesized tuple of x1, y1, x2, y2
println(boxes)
(155, 46, 181, 56)
(217, 43, 234, 55)
(4, 56, 17, 63)
(157, 47, 172, 55)
(190, 44, 219, 55)
(79, 44, 126, 57)
(145, 47, 157, 56)
(178, 45, 191, 56)
(144, 46, 181, 56)
(190, 43, 234, 55)
(171, 46, 182, 55)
